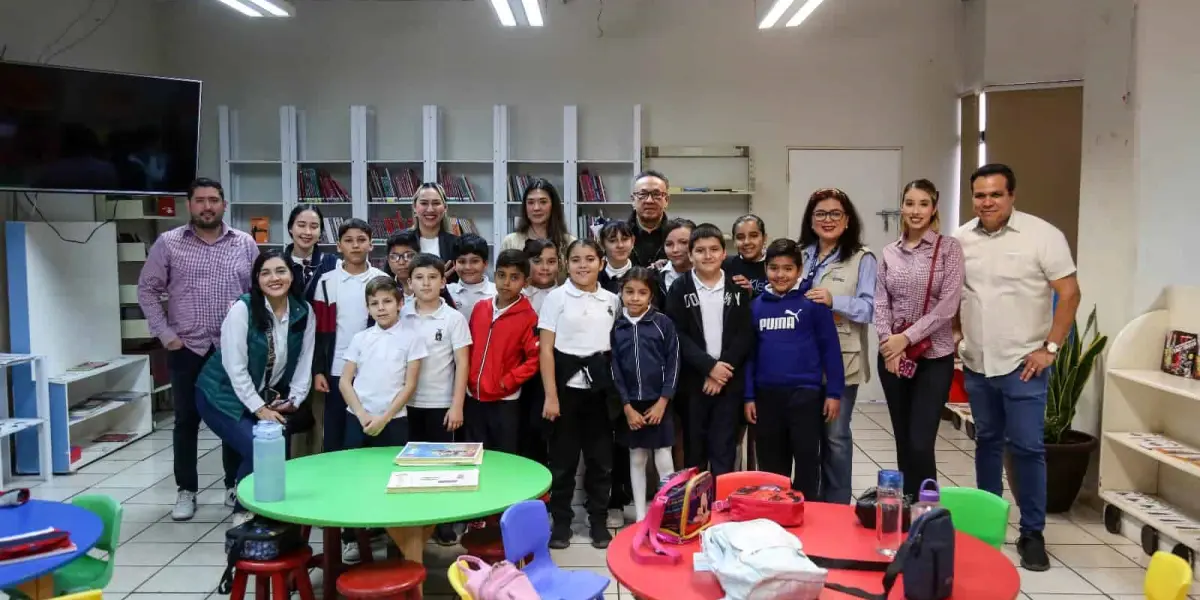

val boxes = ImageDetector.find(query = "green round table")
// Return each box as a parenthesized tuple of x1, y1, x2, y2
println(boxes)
(237, 447, 550, 598)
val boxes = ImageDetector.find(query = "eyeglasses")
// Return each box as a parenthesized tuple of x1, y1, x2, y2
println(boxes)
(812, 210, 845, 222)
(388, 252, 416, 262)
(633, 190, 667, 201)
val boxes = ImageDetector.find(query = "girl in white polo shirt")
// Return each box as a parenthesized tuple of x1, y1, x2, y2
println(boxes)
(539, 239, 621, 551)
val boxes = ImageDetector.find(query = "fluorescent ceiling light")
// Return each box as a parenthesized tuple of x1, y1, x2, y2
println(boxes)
(214, 0, 263, 17)
(489, 0, 518, 26)
(520, 0, 544, 27)
(785, 0, 827, 27)
(759, 0, 797, 29)
(246, 0, 294, 17)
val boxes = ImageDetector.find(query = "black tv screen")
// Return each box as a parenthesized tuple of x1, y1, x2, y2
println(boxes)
(0, 62, 201, 195)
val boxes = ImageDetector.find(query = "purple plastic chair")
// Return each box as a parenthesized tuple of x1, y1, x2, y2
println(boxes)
(500, 500, 610, 600)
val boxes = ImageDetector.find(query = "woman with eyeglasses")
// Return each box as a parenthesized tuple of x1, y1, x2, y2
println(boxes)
(798, 188, 878, 505)
(501, 179, 575, 271)
(284, 204, 338, 303)
(383, 229, 457, 308)
(410, 182, 461, 281)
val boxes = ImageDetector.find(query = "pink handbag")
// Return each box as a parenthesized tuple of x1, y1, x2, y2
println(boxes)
(457, 555, 540, 600)
(630, 496, 682, 565)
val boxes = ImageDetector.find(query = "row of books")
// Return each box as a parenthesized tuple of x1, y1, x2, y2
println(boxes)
(578, 170, 609, 202)
(68, 391, 147, 423)
(578, 214, 612, 241)
(365, 214, 480, 243)
(438, 169, 478, 202)
(298, 168, 352, 203)
(386, 442, 483, 493)
(368, 167, 421, 202)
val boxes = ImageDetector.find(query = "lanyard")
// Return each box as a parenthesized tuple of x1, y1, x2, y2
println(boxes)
(801, 249, 836, 292)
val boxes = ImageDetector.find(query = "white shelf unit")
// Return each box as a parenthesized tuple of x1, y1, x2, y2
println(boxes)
(1099, 285, 1200, 558)
(50, 356, 153, 472)
(0, 354, 52, 487)
(97, 196, 186, 344)
(218, 104, 645, 253)
(641, 144, 756, 237)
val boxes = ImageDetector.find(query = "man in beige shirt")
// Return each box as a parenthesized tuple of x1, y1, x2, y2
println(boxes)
(954, 163, 1081, 572)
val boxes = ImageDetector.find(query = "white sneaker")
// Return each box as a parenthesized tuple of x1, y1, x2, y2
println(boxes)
(606, 508, 625, 528)
(231, 511, 255, 528)
(342, 541, 361, 563)
(172, 490, 197, 521)
(225, 487, 237, 508)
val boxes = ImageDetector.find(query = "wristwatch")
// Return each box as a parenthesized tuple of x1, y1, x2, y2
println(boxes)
(1044, 341, 1059, 354)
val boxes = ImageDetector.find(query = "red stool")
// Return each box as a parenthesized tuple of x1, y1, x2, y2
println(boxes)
(229, 546, 316, 600)
(460, 524, 505, 563)
(336, 558, 427, 599)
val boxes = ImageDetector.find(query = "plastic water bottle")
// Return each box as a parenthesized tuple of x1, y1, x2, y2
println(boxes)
(876, 469, 904, 557)
(253, 420, 286, 502)
(910, 479, 941, 524)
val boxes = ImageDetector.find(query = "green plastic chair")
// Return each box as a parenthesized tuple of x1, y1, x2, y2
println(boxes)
(53, 494, 123, 595)
(938, 486, 1009, 549)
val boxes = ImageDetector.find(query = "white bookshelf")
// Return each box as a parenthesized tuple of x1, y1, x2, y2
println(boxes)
(0, 354, 51, 487)
(1099, 285, 1200, 557)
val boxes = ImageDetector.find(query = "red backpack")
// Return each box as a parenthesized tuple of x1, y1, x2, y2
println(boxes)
(630, 468, 714, 565)
(716, 485, 806, 527)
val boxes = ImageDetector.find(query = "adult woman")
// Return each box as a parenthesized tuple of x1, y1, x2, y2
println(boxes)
(500, 179, 575, 264)
(194, 249, 315, 524)
(285, 204, 338, 303)
(874, 179, 963, 499)
(798, 188, 877, 505)
(411, 182, 460, 277)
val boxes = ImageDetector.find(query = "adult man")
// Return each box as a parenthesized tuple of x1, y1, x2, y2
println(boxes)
(138, 178, 259, 521)
(954, 163, 1080, 572)
(627, 170, 671, 267)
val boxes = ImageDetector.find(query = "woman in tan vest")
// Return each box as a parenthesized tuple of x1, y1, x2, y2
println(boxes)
(798, 188, 877, 504)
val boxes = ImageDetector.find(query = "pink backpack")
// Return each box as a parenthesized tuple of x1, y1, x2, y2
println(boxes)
(630, 468, 714, 565)
(457, 556, 540, 600)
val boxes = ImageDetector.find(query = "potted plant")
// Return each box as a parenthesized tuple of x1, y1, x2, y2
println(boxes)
(1005, 305, 1108, 513)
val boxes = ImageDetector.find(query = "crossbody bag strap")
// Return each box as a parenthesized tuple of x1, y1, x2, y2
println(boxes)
(261, 318, 277, 401)
(809, 551, 907, 600)
(919, 235, 942, 315)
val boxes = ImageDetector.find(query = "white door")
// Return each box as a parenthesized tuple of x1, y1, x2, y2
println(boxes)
(787, 148, 902, 404)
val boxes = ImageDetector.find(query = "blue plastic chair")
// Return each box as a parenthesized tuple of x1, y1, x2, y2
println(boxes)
(500, 500, 610, 600)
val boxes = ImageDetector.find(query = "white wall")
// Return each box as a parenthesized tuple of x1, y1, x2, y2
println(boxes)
(154, 0, 961, 237)
(983, 0, 1086, 85)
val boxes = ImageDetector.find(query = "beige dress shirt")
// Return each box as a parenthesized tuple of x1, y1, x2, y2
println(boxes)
(954, 210, 1076, 377)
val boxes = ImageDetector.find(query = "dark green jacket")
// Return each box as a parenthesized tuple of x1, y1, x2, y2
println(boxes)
(197, 294, 309, 420)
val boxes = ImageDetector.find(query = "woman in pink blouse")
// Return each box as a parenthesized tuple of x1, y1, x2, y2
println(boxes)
(874, 179, 964, 499)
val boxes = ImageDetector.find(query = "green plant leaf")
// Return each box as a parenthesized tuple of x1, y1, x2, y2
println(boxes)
(1044, 305, 1105, 444)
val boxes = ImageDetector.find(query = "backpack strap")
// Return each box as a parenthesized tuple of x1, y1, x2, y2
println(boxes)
(808, 542, 910, 600)
(631, 496, 680, 565)
(218, 537, 246, 595)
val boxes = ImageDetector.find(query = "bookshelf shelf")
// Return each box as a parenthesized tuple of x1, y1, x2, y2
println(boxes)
(0, 353, 51, 488)
(230, 159, 282, 165)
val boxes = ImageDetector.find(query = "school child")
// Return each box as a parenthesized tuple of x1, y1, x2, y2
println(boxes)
(610, 267, 679, 522)
(724, 214, 769, 296)
(384, 230, 458, 309)
(518, 239, 560, 465)
(663, 223, 753, 477)
(447, 234, 496, 320)
(312, 218, 387, 453)
(743, 239, 844, 499)
(659, 218, 696, 295)
(339, 276, 428, 449)
(539, 240, 621, 550)
(598, 221, 635, 294)
(465, 249, 540, 454)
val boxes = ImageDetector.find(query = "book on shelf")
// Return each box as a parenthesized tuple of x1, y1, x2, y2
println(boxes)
(67, 361, 110, 373)
(368, 166, 420, 202)
(0, 419, 40, 436)
(578, 170, 607, 202)
(69, 398, 109, 421)
(298, 167, 352, 203)
(250, 216, 270, 243)
(1163, 330, 1198, 379)
(447, 217, 479, 237)
(577, 214, 612, 241)
(316, 217, 350, 244)
(437, 168, 477, 202)
(368, 213, 415, 242)
(394, 441, 484, 466)
(387, 469, 479, 493)
(508, 174, 540, 203)
(90, 390, 147, 402)
(92, 432, 136, 443)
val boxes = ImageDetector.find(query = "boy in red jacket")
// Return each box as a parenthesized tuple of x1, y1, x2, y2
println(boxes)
(465, 249, 540, 453)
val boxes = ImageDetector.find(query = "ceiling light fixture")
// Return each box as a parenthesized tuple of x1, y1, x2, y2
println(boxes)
(520, 0, 544, 27)
(214, 0, 263, 17)
(489, 0, 518, 26)
(245, 0, 294, 18)
(758, 0, 797, 29)
(784, 0, 827, 27)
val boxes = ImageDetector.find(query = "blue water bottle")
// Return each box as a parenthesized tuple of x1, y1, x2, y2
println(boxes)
(253, 420, 286, 502)
(876, 469, 904, 557)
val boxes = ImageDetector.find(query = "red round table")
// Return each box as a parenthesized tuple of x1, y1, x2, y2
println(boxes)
(606, 502, 1020, 600)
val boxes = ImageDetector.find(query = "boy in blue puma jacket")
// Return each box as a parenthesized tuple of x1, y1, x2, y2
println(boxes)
(745, 238, 845, 498)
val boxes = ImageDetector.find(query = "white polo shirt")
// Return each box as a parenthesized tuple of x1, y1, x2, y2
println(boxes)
(955, 210, 1076, 377)
(693, 270, 726, 360)
(331, 263, 387, 376)
(448, 278, 497, 322)
(401, 299, 472, 409)
(343, 323, 428, 418)
(523, 285, 556, 314)
(539, 280, 619, 389)
(660, 263, 685, 291)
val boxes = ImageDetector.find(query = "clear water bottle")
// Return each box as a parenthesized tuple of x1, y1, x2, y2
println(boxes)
(910, 479, 941, 524)
(253, 420, 287, 502)
(876, 469, 904, 557)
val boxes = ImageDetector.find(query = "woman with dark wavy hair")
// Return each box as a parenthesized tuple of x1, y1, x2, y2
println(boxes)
(501, 178, 575, 259)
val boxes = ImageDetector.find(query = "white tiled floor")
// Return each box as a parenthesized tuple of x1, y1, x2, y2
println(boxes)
(3, 403, 1193, 599)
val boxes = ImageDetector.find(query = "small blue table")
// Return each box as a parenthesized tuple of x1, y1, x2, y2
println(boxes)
(0, 500, 104, 598)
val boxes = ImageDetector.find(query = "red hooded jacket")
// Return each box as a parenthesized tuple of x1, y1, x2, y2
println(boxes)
(467, 295, 540, 402)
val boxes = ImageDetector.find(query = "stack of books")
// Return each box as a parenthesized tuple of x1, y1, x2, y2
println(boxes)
(386, 442, 483, 493)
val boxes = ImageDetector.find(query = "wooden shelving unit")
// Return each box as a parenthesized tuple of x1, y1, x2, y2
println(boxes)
(1099, 285, 1200, 559)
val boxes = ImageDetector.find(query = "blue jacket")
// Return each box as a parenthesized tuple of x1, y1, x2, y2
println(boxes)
(285, 244, 338, 304)
(746, 287, 845, 400)
(609, 308, 680, 404)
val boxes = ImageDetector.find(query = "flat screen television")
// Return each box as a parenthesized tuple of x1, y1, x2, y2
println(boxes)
(0, 61, 201, 196)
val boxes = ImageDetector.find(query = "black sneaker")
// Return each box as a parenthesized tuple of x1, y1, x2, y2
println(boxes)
(1017, 531, 1050, 571)
(589, 522, 613, 549)
(433, 524, 459, 547)
(549, 522, 572, 549)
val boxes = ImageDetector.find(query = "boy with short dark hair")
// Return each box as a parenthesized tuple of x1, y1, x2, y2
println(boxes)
(744, 238, 844, 498)
(312, 218, 386, 453)
(464, 249, 540, 453)
(663, 223, 753, 476)
(448, 234, 496, 321)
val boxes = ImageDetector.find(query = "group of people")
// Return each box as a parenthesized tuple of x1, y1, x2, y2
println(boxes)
(137, 161, 1079, 572)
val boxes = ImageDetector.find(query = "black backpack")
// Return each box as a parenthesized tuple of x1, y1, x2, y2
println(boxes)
(218, 516, 306, 594)
(809, 508, 956, 600)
